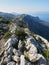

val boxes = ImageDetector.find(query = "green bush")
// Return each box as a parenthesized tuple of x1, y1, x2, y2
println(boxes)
(24, 51, 30, 61)
(42, 50, 49, 60)
(15, 29, 27, 40)
(18, 21, 27, 28)
(0, 20, 10, 24)
(30, 32, 35, 37)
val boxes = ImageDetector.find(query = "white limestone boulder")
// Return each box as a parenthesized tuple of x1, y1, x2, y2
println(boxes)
(12, 55, 20, 62)
(13, 48, 21, 56)
(7, 61, 16, 65)
(20, 55, 25, 65)
(25, 37, 40, 62)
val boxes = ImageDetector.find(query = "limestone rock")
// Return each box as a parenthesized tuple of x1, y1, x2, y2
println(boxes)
(4, 34, 18, 50)
(20, 55, 25, 65)
(3, 55, 11, 63)
(18, 40, 22, 50)
(0, 33, 47, 65)
(16, 63, 18, 65)
(7, 47, 13, 55)
(12, 55, 20, 62)
(13, 48, 21, 56)
(25, 37, 40, 62)
(7, 61, 16, 65)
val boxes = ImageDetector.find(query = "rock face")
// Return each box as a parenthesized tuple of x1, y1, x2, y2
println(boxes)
(10, 23, 17, 33)
(37, 54, 47, 65)
(12, 55, 20, 62)
(0, 34, 47, 65)
(0, 34, 18, 65)
(7, 61, 16, 65)
(20, 55, 25, 65)
(24, 36, 39, 62)
(20, 55, 33, 65)
(36, 35, 49, 49)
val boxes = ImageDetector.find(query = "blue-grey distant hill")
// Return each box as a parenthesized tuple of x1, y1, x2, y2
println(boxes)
(32, 12, 49, 22)
(0, 12, 15, 19)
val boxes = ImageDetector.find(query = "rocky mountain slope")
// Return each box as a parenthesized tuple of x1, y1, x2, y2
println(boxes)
(0, 17, 11, 39)
(13, 14, 49, 41)
(0, 12, 49, 40)
(0, 13, 49, 65)
(0, 21, 49, 65)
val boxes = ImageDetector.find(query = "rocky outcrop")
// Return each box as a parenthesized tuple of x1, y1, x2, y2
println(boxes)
(34, 34, 49, 49)
(0, 34, 18, 65)
(7, 61, 16, 65)
(0, 34, 47, 65)
(20, 55, 25, 65)
(20, 55, 33, 65)
(24, 36, 47, 64)
(38, 54, 47, 65)
(9, 23, 17, 33)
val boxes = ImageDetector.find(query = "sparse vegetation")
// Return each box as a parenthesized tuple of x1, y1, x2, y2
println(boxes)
(15, 29, 27, 40)
(18, 21, 27, 28)
(30, 32, 35, 37)
(0, 18, 12, 39)
(3, 31, 12, 39)
(24, 51, 30, 60)
(31, 32, 49, 61)
(0, 26, 9, 39)
(0, 19, 10, 24)
(41, 50, 49, 61)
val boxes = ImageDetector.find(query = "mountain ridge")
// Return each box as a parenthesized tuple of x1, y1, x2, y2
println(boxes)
(0, 13, 49, 65)
(13, 14, 49, 41)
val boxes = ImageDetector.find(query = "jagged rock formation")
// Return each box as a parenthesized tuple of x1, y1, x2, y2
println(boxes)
(0, 15, 49, 65)
(0, 33, 47, 65)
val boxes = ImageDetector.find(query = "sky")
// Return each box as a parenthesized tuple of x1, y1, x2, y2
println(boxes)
(0, 0, 49, 14)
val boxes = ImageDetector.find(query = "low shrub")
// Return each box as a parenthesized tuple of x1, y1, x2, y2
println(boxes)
(42, 50, 49, 61)
(18, 21, 27, 28)
(0, 19, 10, 24)
(15, 29, 27, 41)
(24, 51, 30, 60)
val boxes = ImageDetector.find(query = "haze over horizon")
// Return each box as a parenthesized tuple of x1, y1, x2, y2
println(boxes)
(0, 0, 49, 14)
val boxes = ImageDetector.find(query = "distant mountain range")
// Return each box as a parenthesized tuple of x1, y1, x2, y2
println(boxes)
(0, 12, 15, 19)
(14, 14, 49, 41)
(0, 12, 49, 40)
(32, 12, 49, 22)
(11, 12, 49, 22)
(0, 12, 49, 22)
